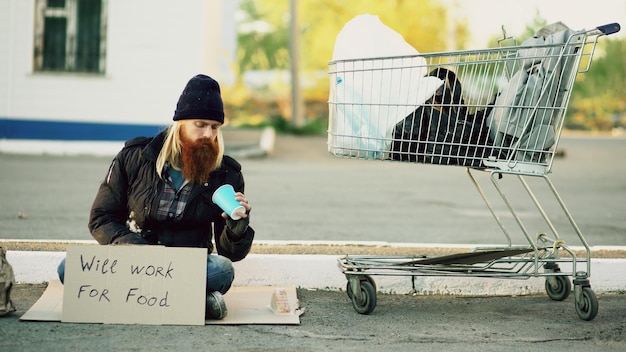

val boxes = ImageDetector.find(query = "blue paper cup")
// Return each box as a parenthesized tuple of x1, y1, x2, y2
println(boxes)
(212, 184, 245, 220)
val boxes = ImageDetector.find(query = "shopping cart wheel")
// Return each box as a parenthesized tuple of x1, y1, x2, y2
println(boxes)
(575, 286, 599, 321)
(346, 276, 377, 315)
(345, 275, 376, 298)
(545, 275, 571, 301)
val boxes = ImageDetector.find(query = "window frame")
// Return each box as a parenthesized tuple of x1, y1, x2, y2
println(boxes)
(33, 0, 108, 74)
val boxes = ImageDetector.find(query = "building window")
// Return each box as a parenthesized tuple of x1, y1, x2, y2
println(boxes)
(33, 0, 107, 74)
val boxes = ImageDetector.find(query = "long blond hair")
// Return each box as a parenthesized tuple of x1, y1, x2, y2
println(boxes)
(155, 121, 224, 179)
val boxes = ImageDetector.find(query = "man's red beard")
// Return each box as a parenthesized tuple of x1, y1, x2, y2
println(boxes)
(180, 136, 220, 184)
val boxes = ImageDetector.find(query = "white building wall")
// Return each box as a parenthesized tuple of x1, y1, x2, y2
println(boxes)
(1, 0, 236, 129)
(0, 0, 28, 118)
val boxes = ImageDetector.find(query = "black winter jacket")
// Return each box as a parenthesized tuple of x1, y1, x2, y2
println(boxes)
(88, 131, 254, 262)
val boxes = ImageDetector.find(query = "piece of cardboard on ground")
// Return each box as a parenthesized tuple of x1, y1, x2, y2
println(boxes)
(20, 279, 64, 321)
(403, 248, 535, 265)
(61, 245, 207, 325)
(205, 286, 300, 325)
(21, 281, 301, 325)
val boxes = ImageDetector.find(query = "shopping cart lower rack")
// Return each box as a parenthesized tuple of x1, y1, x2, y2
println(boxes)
(328, 22, 620, 321)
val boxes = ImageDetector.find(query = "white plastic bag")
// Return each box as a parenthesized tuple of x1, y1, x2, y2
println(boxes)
(328, 14, 443, 158)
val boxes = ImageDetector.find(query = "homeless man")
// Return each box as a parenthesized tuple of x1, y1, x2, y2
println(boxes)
(57, 74, 254, 320)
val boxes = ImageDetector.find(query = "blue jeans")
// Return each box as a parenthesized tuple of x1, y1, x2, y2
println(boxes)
(57, 254, 235, 294)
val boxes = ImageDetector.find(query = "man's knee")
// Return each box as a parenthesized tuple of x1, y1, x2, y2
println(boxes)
(57, 258, 66, 284)
(207, 254, 234, 273)
(206, 255, 235, 294)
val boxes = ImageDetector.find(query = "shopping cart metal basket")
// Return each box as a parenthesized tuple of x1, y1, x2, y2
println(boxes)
(328, 23, 620, 321)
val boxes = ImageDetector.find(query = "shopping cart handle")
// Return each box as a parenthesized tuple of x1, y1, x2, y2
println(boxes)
(596, 23, 620, 35)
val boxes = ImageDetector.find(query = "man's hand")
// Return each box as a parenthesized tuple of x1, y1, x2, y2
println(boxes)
(223, 191, 251, 236)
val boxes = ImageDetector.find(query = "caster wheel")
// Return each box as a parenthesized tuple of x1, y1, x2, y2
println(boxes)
(348, 279, 376, 315)
(346, 275, 376, 298)
(575, 287, 598, 321)
(545, 275, 571, 301)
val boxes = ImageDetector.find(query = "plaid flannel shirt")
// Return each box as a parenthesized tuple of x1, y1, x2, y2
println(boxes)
(156, 165, 192, 221)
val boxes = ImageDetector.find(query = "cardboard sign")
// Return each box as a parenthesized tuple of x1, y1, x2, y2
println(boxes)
(61, 245, 207, 325)
(23, 281, 301, 325)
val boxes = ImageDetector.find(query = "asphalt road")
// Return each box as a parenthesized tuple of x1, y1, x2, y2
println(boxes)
(2, 284, 626, 352)
(1, 134, 625, 247)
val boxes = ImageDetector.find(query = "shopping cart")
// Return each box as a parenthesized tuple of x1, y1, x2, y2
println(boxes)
(327, 23, 620, 321)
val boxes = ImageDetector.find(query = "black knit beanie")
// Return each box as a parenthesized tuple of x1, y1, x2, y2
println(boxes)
(173, 74, 225, 123)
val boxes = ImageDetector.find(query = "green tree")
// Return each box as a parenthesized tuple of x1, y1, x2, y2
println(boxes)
(568, 38, 626, 130)
(237, 0, 291, 73)
(233, 0, 470, 128)
(237, 0, 470, 73)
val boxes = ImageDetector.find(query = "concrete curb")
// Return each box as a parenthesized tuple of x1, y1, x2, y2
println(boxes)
(223, 127, 276, 159)
(6, 241, 626, 296)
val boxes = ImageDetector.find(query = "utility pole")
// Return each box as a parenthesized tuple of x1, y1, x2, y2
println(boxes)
(289, 0, 304, 127)
(446, 0, 458, 51)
